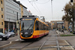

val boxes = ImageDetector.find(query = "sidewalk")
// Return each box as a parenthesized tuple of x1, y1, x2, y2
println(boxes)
(56, 30, 73, 35)
(58, 36, 75, 49)
(56, 30, 75, 48)
(0, 36, 18, 46)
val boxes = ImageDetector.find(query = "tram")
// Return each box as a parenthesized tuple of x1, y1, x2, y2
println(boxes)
(20, 15, 49, 40)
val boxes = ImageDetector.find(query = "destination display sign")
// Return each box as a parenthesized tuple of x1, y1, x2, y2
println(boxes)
(22, 19, 32, 20)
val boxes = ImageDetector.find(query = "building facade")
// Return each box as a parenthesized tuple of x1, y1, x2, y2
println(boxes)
(64, 21, 69, 30)
(50, 21, 64, 30)
(0, 0, 4, 33)
(4, 0, 21, 32)
(0, 0, 32, 33)
(23, 7, 32, 16)
(20, 4, 32, 17)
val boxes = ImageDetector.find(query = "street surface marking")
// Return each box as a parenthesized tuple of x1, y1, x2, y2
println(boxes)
(64, 40, 70, 45)
(0, 41, 12, 48)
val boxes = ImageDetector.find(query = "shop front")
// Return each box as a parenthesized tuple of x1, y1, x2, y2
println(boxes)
(5, 21, 16, 33)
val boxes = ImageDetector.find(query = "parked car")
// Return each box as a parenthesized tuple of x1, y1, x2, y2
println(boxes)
(6, 32, 15, 37)
(0, 32, 9, 41)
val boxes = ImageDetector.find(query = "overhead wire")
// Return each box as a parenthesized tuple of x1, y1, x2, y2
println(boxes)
(35, 0, 53, 20)
(35, 0, 50, 4)
(28, 0, 52, 20)
(33, 2, 43, 15)
(28, 0, 41, 15)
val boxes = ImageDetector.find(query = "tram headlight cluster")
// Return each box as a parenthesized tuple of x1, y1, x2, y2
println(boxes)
(21, 33, 23, 35)
(31, 32, 33, 34)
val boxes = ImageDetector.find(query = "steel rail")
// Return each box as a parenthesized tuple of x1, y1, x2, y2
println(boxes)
(55, 30, 60, 50)
(21, 41, 35, 49)
(38, 37, 49, 50)
(2, 40, 35, 50)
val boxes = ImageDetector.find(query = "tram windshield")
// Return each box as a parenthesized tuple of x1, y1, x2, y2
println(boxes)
(21, 19, 34, 30)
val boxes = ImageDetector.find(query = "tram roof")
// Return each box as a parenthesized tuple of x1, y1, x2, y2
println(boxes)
(36, 18, 48, 26)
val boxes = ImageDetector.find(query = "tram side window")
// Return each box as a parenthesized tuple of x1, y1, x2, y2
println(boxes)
(46, 26, 48, 30)
(47, 27, 49, 30)
(45, 25, 47, 30)
(44, 25, 48, 30)
(39, 22, 43, 30)
(22, 23, 24, 30)
(44, 25, 46, 30)
(43, 24, 45, 30)
(35, 21, 39, 30)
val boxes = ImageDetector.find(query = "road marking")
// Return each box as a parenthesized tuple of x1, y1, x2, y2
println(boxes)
(0, 41, 12, 48)
(0, 39, 20, 48)
(64, 40, 70, 45)
(70, 46, 74, 50)
(15, 39, 19, 41)
(15, 39, 21, 41)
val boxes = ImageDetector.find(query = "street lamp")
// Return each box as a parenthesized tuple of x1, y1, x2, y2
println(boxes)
(51, 0, 53, 19)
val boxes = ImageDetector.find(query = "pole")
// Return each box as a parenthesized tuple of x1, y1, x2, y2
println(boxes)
(8, 22, 9, 32)
(51, 0, 53, 19)
(8, 18, 10, 32)
(17, 12, 20, 40)
(17, 12, 18, 20)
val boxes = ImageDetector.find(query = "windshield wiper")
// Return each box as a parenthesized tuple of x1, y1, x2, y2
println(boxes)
(27, 24, 33, 30)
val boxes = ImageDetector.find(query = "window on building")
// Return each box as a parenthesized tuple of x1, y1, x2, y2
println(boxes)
(2, 22, 3, 25)
(1, 8, 3, 11)
(0, 29, 3, 33)
(1, 0, 2, 4)
(1, 15, 3, 18)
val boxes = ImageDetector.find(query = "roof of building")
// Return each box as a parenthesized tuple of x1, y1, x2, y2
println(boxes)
(13, 0, 27, 9)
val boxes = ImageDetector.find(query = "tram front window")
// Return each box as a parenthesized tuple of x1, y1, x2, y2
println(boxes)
(21, 19, 34, 30)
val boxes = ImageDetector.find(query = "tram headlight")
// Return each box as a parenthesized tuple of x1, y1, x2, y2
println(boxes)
(21, 33, 23, 35)
(31, 32, 33, 34)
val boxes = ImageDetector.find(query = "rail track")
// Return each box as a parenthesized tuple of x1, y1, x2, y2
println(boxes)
(0, 40, 35, 50)
(37, 30, 74, 50)
(38, 31, 60, 50)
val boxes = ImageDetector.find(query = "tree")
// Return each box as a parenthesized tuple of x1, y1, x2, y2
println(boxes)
(62, 2, 75, 32)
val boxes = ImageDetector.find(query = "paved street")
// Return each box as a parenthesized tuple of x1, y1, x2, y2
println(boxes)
(0, 30, 75, 50)
(0, 36, 18, 46)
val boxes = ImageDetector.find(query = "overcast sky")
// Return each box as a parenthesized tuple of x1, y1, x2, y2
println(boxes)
(17, 0, 70, 22)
